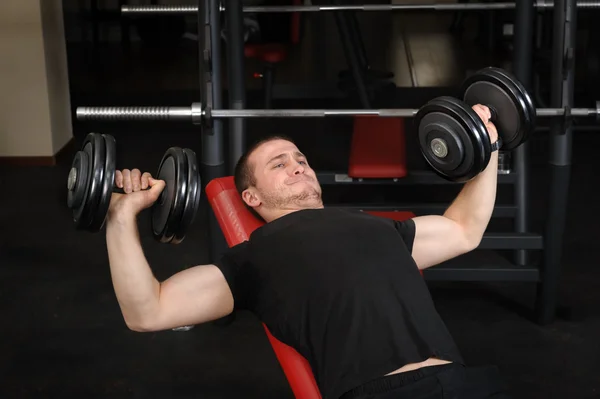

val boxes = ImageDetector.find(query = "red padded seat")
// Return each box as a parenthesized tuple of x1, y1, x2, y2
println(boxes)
(205, 176, 416, 398)
(348, 116, 407, 179)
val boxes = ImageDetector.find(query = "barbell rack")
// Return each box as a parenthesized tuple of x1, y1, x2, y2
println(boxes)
(120, 1, 600, 14)
(75, 103, 600, 122)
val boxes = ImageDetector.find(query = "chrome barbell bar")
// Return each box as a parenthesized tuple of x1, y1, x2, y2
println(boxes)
(120, 1, 600, 15)
(75, 103, 600, 124)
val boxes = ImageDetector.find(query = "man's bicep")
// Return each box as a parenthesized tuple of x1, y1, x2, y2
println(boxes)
(411, 215, 472, 270)
(152, 264, 235, 331)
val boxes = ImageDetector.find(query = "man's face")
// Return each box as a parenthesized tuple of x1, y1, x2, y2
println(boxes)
(242, 139, 322, 212)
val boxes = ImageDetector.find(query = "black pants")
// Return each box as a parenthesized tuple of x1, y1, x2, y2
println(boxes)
(340, 363, 512, 399)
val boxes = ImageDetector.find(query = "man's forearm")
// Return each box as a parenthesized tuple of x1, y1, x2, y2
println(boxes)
(443, 151, 499, 245)
(106, 215, 161, 330)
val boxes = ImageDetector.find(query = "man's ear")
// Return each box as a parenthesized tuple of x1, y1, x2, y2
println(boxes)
(242, 188, 261, 208)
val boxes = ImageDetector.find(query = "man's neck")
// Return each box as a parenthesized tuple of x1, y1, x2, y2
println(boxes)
(264, 203, 324, 223)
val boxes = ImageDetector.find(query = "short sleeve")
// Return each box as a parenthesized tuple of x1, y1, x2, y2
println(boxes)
(213, 241, 252, 309)
(394, 218, 416, 253)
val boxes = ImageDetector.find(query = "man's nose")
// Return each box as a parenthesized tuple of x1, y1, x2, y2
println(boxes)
(292, 162, 305, 174)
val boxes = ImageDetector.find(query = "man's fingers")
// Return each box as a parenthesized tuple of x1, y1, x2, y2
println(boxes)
(148, 178, 166, 201)
(148, 177, 165, 188)
(115, 170, 154, 193)
(470, 104, 499, 142)
(122, 169, 132, 193)
(131, 168, 142, 191)
(472, 104, 491, 123)
(115, 170, 124, 188)
(141, 172, 152, 190)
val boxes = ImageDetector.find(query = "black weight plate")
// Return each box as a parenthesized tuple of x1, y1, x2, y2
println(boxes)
(171, 148, 201, 244)
(163, 148, 190, 243)
(163, 148, 189, 243)
(487, 67, 536, 142)
(152, 148, 188, 243)
(444, 96, 492, 161)
(75, 133, 106, 231)
(67, 150, 90, 210)
(415, 96, 488, 182)
(461, 67, 535, 150)
(417, 104, 467, 174)
(81, 133, 107, 231)
(88, 134, 117, 232)
(71, 141, 93, 227)
(438, 96, 489, 181)
(152, 156, 176, 242)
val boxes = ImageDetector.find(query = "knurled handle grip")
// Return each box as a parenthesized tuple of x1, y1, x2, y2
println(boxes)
(76, 106, 195, 122)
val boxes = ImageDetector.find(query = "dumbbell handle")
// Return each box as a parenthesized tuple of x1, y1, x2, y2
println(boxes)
(112, 184, 167, 206)
(485, 106, 499, 122)
(113, 186, 151, 194)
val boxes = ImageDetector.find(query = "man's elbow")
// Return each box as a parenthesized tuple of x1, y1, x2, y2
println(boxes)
(463, 231, 483, 253)
(126, 323, 155, 333)
(124, 316, 160, 333)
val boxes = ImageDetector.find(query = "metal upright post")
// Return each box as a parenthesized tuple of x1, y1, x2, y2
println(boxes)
(330, 0, 371, 107)
(535, 0, 577, 325)
(206, 0, 236, 327)
(512, 0, 535, 266)
(199, 0, 228, 262)
(224, 0, 247, 172)
(346, 12, 369, 71)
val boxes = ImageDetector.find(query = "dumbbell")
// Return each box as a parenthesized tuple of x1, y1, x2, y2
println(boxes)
(67, 133, 201, 244)
(414, 67, 536, 182)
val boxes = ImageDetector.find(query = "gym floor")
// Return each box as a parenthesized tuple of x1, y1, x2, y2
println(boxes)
(1, 8, 599, 399)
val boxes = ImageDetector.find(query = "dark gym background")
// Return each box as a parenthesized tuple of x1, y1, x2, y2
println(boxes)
(1, 1, 599, 398)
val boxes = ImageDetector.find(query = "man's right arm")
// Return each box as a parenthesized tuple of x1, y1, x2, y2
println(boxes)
(106, 214, 234, 332)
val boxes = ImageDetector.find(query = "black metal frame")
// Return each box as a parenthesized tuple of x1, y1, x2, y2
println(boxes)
(535, 0, 577, 325)
(200, 0, 574, 325)
(199, 0, 228, 262)
(316, 170, 519, 185)
(223, 0, 247, 174)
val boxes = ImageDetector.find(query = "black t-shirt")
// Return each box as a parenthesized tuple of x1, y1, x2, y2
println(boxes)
(215, 208, 464, 399)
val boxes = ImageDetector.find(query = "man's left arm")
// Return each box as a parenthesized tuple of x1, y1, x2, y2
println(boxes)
(410, 105, 499, 270)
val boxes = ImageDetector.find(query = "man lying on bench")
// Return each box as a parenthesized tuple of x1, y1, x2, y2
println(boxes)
(104, 104, 511, 399)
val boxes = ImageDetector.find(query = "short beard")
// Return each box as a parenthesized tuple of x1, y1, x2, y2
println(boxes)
(260, 188, 321, 209)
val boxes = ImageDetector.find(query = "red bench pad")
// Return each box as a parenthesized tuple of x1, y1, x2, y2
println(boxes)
(206, 177, 322, 399)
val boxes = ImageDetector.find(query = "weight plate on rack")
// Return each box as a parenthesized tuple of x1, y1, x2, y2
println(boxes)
(415, 96, 489, 182)
(461, 67, 536, 150)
